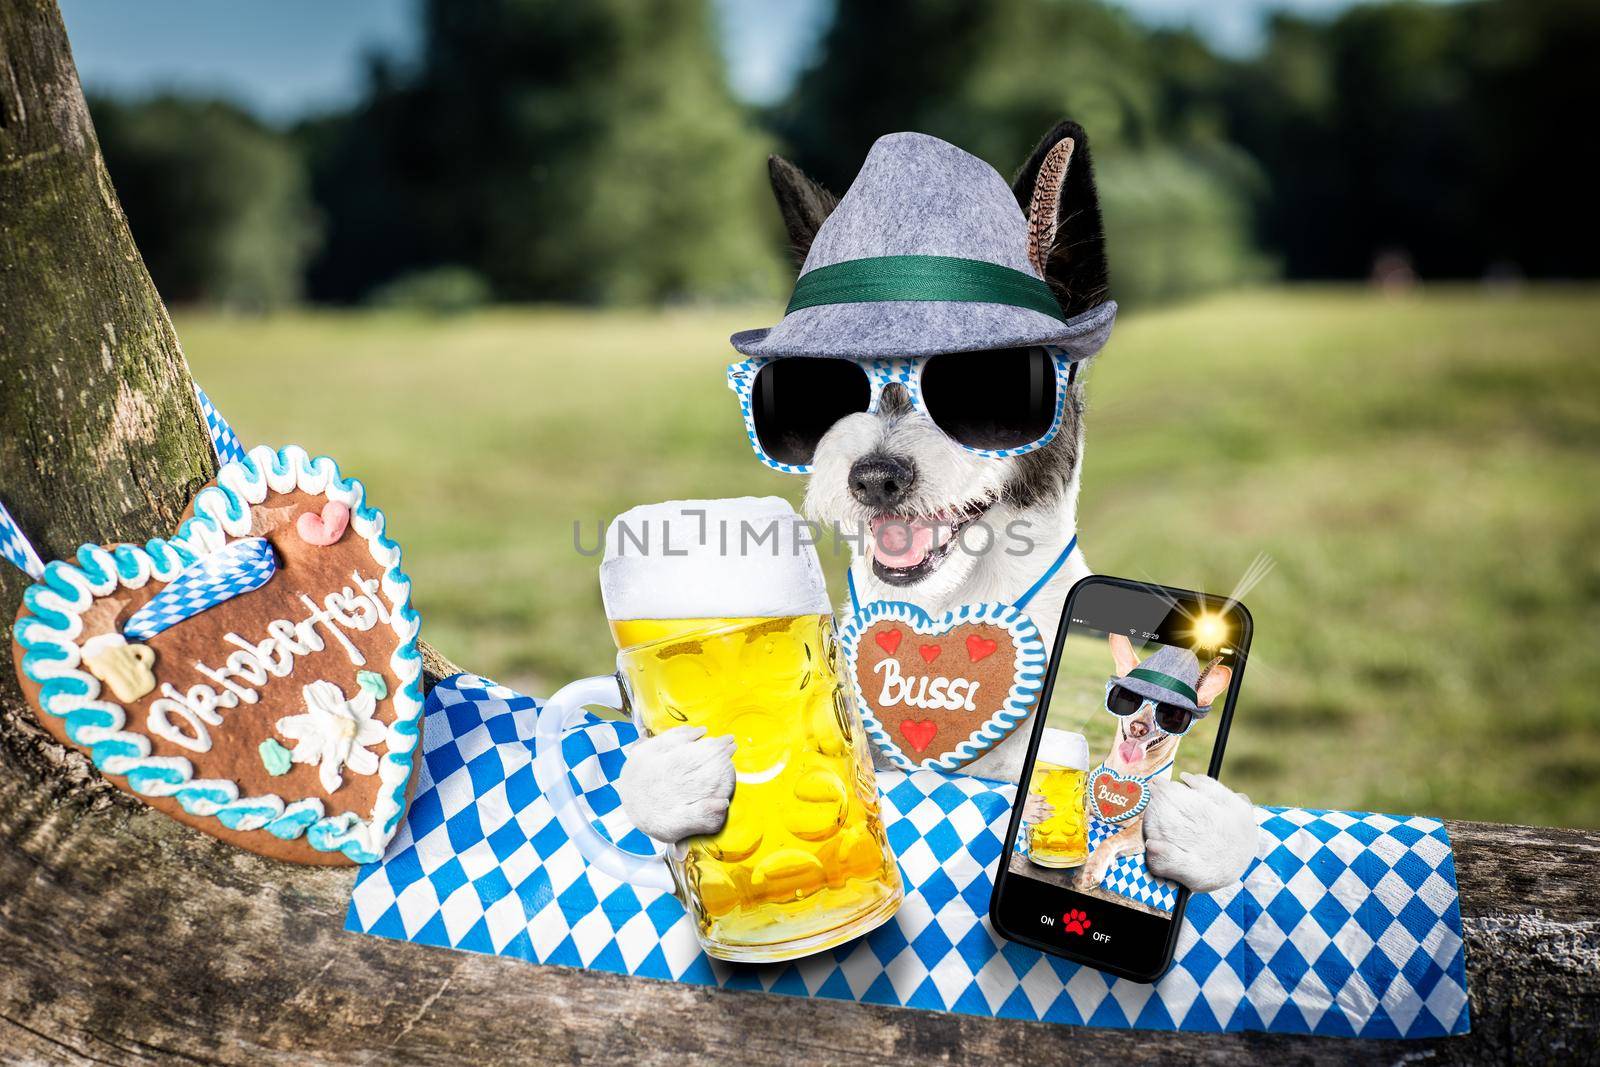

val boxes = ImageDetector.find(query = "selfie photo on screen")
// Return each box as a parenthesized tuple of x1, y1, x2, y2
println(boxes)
(1009, 627, 1238, 920)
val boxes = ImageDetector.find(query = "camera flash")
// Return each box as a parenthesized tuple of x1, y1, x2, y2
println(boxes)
(1192, 613, 1228, 650)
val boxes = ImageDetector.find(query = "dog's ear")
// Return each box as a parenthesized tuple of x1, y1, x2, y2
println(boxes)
(1197, 663, 1232, 708)
(1108, 633, 1140, 677)
(1012, 121, 1110, 317)
(768, 155, 839, 269)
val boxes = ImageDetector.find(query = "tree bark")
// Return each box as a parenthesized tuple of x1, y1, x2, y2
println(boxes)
(0, 0, 460, 799)
(0, 2, 1594, 1064)
(0, 789, 1593, 1064)
(0, 0, 219, 808)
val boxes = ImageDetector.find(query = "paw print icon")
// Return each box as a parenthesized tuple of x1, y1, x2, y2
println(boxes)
(1062, 909, 1092, 935)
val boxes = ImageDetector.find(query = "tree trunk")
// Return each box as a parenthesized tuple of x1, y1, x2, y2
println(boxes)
(0, 3, 1594, 1063)
(0, 0, 220, 807)
(0, 0, 460, 798)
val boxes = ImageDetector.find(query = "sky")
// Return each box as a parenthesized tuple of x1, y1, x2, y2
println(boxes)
(59, 0, 1377, 121)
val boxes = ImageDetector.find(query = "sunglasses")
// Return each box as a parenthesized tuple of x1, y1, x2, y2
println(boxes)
(726, 347, 1078, 474)
(1103, 681, 1209, 737)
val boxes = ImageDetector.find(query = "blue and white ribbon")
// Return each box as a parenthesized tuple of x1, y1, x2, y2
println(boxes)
(123, 536, 277, 641)
(194, 382, 247, 466)
(0, 497, 45, 581)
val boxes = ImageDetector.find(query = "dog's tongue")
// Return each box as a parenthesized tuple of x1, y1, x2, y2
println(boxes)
(871, 515, 938, 569)
(1118, 738, 1146, 764)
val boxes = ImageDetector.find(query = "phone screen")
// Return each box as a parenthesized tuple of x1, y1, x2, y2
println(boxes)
(990, 576, 1251, 982)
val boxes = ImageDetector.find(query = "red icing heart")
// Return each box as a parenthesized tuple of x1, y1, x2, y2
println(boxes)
(297, 501, 350, 547)
(1091, 767, 1146, 822)
(900, 719, 938, 753)
(966, 635, 999, 662)
(918, 644, 941, 663)
(875, 628, 903, 655)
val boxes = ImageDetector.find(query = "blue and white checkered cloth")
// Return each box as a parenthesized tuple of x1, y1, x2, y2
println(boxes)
(123, 536, 277, 640)
(1090, 813, 1180, 913)
(347, 674, 1470, 1038)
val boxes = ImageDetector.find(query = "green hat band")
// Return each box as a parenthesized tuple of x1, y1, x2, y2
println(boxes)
(786, 255, 1066, 322)
(1126, 667, 1200, 705)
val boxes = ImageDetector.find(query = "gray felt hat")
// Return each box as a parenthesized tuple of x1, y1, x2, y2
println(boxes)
(1115, 646, 1213, 713)
(731, 132, 1117, 360)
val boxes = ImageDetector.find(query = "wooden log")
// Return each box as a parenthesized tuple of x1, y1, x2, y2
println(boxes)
(0, 2, 1595, 1063)
(0, 775, 1594, 1064)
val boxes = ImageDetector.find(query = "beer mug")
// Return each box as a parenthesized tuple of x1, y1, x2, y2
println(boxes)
(80, 632, 158, 703)
(1024, 731, 1089, 868)
(535, 498, 903, 962)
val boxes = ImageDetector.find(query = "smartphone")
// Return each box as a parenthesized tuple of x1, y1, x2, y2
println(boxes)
(989, 575, 1252, 982)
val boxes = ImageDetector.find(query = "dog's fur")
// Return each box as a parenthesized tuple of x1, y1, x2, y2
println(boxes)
(616, 122, 1258, 895)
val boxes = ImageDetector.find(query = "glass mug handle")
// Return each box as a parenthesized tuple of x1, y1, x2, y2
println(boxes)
(532, 674, 676, 893)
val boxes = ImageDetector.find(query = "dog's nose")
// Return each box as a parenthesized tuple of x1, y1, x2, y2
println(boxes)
(849, 454, 917, 511)
(1128, 719, 1150, 738)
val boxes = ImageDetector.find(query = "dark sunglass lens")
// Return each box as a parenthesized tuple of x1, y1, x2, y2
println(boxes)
(1106, 685, 1144, 716)
(1154, 704, 1195, 734)
(920, 346, 1057, 450)
(752, 359, 871, 466)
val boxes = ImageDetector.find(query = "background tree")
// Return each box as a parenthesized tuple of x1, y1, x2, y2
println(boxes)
(71, 0, 1600, 308)
(304, 0, 784, 305)
(91, 94, 319, 310)
(1209, 0, 1600, 278)
(770, 0, 1269, 304)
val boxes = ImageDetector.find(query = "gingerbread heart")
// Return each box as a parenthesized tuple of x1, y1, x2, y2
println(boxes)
(839, 601, 1047, 771)
(10, 445, 423, 865)
(1090, 766, 1151, 823)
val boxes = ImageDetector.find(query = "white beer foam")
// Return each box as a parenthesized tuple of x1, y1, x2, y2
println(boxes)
(600, 497, 832, 621)
(1036, 729, 1088, 770)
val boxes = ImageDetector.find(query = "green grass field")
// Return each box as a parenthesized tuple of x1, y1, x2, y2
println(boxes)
(176, 285, 1600, 827)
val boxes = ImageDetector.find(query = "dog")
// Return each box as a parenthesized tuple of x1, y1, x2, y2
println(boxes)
(1067, 634, 1251, 893)
(615, 122, 1257, 895)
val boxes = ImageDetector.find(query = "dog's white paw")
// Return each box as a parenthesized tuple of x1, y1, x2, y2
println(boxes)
(615, 726, 736, 844)
(1143, 772, 1258, 893)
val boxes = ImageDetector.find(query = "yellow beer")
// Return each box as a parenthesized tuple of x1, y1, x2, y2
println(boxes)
(1025, 731, 1089, 868)
(611, 612, 902, 960)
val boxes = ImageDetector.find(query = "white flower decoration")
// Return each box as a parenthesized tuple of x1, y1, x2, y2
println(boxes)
(276, 679, 387, 795)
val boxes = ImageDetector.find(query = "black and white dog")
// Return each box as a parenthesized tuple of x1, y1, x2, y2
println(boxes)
(617, 122, 1257, 894)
